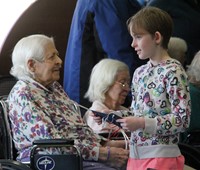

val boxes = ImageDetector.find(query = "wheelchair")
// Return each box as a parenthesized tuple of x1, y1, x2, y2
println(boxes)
(0, 99, 83, 170)
(0, 159, 31, 170)
(178, 142, 200, 169)
(0, 139, 82, 170)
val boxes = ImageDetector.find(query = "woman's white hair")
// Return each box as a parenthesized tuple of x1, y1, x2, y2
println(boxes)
(10, 34, 54, 79)
(84, 58, 129, 103)
(168, 37, 187, 65)
(187, 50, 200, 85)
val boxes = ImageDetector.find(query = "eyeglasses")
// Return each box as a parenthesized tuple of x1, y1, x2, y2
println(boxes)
(115, 81, 130, 88)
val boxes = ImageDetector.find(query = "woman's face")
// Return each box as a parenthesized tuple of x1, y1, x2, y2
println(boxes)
(105, 70, 130, 107)
(30, 42, 62, 87)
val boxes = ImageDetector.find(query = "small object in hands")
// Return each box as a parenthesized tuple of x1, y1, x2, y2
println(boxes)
(91, 110, 122, 128)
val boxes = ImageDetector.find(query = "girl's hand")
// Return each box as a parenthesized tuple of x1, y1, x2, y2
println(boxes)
(116, 116, 145, 131)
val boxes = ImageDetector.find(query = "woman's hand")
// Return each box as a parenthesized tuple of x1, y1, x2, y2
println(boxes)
(106, 140, 128, 149)
(90, 109, 112, 125)
(90, 111, 102, 125)
(108, 147, 129, 169)
(99, 147, 129, 169)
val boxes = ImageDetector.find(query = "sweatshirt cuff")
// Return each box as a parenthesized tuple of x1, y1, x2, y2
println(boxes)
(144, 117, 157, 134)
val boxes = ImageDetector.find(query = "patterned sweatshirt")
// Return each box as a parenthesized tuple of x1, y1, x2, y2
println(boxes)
(129, 59, 191, 159)
(7, 77, 103, 162)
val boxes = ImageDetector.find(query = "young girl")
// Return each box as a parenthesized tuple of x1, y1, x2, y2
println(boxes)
(117, 7, 191, 170)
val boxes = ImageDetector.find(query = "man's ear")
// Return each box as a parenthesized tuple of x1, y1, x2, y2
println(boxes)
(27, 59, 36, 72)
(154, 31, 162, 45)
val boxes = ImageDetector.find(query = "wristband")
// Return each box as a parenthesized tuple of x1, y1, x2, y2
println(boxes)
(106, 146, 110, 161)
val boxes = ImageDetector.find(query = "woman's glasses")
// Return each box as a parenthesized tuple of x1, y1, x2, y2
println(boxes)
(115, 81, 130, 88)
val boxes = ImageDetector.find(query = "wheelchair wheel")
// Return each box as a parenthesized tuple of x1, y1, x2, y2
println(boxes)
(179, 143, 200, 169)
(0, 159, 32, 170)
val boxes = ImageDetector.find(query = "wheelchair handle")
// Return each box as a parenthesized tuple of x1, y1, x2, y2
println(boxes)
(32, 139, 74, 146)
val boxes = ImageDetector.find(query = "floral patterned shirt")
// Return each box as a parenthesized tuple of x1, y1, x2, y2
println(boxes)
(130, 59, 191, 151)
(7, 77, 103, 162)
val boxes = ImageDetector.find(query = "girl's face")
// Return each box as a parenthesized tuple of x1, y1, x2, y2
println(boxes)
(105, 70, 130, 107)
(130, 29, 157, 60)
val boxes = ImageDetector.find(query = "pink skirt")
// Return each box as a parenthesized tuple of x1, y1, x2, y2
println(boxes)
(127, 155, 185, 170)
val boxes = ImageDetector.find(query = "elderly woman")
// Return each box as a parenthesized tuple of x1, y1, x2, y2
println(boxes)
(168, 37, 188, 66)
(7, 34, 129, 170)
(180, 50, 200, 143)
(83, 59, 132, 134)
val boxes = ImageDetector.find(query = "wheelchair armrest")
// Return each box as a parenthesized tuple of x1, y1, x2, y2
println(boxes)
(33, 139, 74, 146)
